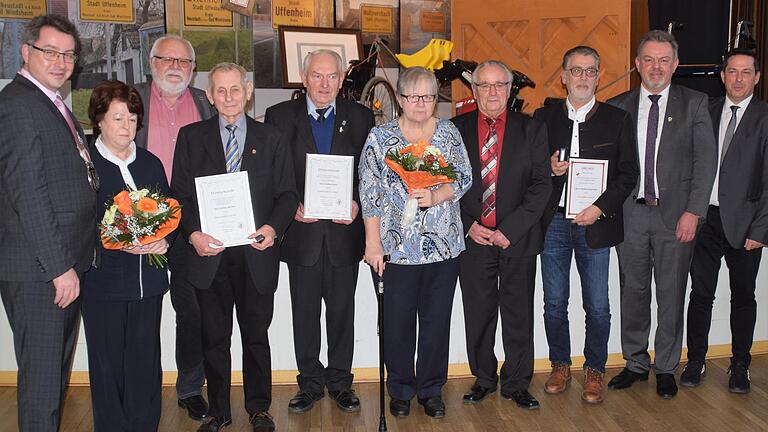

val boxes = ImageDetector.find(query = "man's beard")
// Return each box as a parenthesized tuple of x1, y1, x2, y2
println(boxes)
(153, 69, 192, 96)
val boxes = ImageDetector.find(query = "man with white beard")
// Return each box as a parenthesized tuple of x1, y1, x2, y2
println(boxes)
(134, 34, 217, 422)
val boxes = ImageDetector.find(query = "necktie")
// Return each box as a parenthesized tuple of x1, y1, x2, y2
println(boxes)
(720, 105, 740, 164)
(54, 95, 91, 163)
(316, 106, 330, 122)
(481, 117, 498, 225)
(224, 124, 241, 173)
(644, 94, 661, 201)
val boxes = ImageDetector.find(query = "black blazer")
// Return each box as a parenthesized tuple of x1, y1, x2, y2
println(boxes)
(264, 97, 374, 267)
(534, 101, 638, 248)
(710, 96, 768, 247)
(0, 74, 97, 281)
(170, 115, 298, 293)
(83, 145, 175, 301)
(452, 109, 552, 257)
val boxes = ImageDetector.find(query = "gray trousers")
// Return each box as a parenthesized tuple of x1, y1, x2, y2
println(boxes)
(1, 279, 80, 432)
(616, 203, 695, 374)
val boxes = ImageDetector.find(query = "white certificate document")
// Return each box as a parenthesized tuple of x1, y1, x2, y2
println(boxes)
(195, 171, 256, 247)
(303, 154, 354, 220)
(565, 158, 609, 219)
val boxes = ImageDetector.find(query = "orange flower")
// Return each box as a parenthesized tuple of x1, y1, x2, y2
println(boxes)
(114, 190, 133, 216)
(136, 197, 158, 213)
(399, 139, 430, 157)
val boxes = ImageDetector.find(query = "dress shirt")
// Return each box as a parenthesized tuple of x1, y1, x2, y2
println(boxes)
(636, 84, 671, 199)
(710, 94, 753, 206)
(477, 109, 507, 227)
(558, 96, 596, 206)
(147, 82, 200, 182)
(19, 68, 58, 103)
(359, 118, 473, 264)
(219, 113, 247, 157)
(95, 136, 137, 190)
(306, 96, 336, 121)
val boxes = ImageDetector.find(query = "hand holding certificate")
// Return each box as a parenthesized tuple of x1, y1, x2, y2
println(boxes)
(565, 158, 609, 219)
(195, 171, 257, 248)
(303, 154, 354, 220)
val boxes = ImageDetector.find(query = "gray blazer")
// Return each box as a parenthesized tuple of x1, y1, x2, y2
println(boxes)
(0, 73, 97, 281)
(710, 96, 768, 247)
(608, 84, 717, 229)
(133, 81, 216, 149)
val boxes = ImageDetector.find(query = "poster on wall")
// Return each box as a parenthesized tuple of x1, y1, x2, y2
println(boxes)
(79, 0, 135, 24)
(0, 0, 47, 19)
(336, 0, 399, 66)
(400, 0, 450, 55)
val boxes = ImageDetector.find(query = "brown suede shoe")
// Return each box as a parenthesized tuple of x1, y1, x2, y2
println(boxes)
(581, 367, 604, 404)
(544, 363, 571, 394)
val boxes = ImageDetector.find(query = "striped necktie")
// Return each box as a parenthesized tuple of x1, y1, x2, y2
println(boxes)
(224, 124, 241, 173)
(481, 117, 498, 225)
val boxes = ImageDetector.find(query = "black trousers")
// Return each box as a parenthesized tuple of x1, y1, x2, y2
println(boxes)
(169, 253, 206, 399)
(687, 205, 762, 364)
(459, 240, 537, 392)
(288, 247, 358, 393)
(377, 258, 459, 401)
(81, 295, 163, 432)
(197, 247, 274, 418)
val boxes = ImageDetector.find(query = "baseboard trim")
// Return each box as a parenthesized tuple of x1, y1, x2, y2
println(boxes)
(1, 341, 766, 387)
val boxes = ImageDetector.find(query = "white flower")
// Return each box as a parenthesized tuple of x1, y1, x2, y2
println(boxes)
(423, 145, 441, 157)
(128, 188, 150, 201)
(102, 205, 118, 225)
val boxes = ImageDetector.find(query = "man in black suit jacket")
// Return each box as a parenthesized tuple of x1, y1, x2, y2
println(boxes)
(533, 46, 638, 404)
(264, 50, 374, 414)
(681, 49, 768, 393)
(0, 15, 97, 431)
(134, 35, 216, 420)
(171, 63, 298, 432)
(452, 60, 551, 409)
(606, 30, 717, 400)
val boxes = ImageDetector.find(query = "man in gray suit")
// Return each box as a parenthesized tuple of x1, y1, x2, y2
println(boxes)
(0, 15, 97, 431)
(134, 35, 216, 421)
(681, 49, 768, 393)
(606, 30, 717, 399)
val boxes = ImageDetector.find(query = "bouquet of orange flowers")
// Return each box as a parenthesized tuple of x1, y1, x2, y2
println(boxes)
(99, 188, 181, 268)
(385, 140, 457, 225)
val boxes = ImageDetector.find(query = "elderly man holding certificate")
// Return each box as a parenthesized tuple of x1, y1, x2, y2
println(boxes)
(171, 62, 298, 432)
(534, 46, 637, 404)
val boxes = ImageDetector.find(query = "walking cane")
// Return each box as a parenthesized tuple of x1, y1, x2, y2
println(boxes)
(375, 255, 390, 432)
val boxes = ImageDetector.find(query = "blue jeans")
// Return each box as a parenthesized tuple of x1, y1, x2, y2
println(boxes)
(541, 213, 610, 372)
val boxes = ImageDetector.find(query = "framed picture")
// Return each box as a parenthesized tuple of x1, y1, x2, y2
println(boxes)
(221, 0, 256, 16)
(278, 26, 363, 88)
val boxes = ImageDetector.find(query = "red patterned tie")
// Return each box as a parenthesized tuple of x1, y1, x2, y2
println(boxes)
(481, 117, 498, 226)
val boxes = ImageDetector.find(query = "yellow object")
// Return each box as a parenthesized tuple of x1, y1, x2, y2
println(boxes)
(396, 38, 454, 71)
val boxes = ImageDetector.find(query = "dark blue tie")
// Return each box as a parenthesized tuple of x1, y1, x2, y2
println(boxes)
(644, 94, 661, 201)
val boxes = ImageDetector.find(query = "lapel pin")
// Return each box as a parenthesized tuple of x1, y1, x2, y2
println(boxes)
(667, 116, 673, 122)
(251, 149, 256, 154)
(339, 120, 347, 133)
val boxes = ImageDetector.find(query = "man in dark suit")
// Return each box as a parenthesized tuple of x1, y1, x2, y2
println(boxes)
(534, 46, 638, 404)
(134, 34, 216, 421)
(681, 49, 768, 393)
(452, 60, 551, 409)
(264, 50, 374, 414)
(171, 62, 298, 432)
(0, 15, 97, 431)
(606, 30, 717, 399)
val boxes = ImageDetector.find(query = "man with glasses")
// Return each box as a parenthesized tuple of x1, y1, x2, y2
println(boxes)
(264, 49, 374, 414)
(134, 34, 217, 421)
(533, 46, 637, 404)
(0, 14, 97, 431)
(452, 60, 551, 409)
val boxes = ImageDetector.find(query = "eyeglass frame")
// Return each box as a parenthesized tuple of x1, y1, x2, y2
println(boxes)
(28, 44, 78, 64)
(568, 67, 599, 78)
(152, 55, 195, 68)
(399, 94, 437, 103)
(473, 81, 511, 92)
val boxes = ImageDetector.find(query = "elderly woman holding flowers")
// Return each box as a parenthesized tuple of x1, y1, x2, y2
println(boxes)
(82, 80, 176, 431)
(359, 67, 472, 419)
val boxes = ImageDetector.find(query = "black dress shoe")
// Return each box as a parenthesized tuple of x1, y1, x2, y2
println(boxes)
(178, 395, 209, 421)
(418, 396, 446, 418)
(462, 384, 496, 404)
(250, 411, 275, 432)
(656, 373, 678, 399)
(728, 362, 751, 394)
(288, 390, 324, 413)
(389, 398, 410, 417)
(329, 388, 361, 412)
(607, 368, 649, 390)
(197, 416, 232, 432)
(501, 390, 540, 410)
(680, 360, 706, 387)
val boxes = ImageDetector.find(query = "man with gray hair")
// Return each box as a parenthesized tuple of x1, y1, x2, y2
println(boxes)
(534, 46, 637, 404)
(606, 30, 716, 399)
(134, 34, 216, 421)
(264, 49, 374, 414)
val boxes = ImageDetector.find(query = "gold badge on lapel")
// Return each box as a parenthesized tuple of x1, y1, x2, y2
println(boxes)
(667, 116, 673, 122)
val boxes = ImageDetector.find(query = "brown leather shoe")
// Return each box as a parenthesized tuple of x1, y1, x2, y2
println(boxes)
(581, 367, 604, 404)
(544, 363, 571, 394)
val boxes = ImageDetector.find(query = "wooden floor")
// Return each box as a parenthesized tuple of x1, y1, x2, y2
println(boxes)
(2, 356, 768, 431)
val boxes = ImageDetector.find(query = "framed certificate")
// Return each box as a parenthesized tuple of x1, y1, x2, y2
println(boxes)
(303, 154, 354, 220)
(565, 158, 609, 219)
(195, 171, 256, 247)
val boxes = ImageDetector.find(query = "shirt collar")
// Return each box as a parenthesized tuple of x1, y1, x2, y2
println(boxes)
(306, 95, 336, 119)
(479, 109, 507, 126)
(219, 113, 246, 132)
(640, 83, 671, 102)
(19, 68, 59, 103)
(566, 96, 595, 121)
(725, 94, 753, 112)
(95, 135, 137, 166)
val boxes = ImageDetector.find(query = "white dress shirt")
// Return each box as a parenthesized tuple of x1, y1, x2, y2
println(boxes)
(710, 94, 753, 206)
(95, 136, 137, 190)
(559, 96, 596, 206)
(636, 84, 671, 199)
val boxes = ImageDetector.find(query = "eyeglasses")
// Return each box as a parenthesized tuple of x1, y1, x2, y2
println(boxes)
(568, 67, 599, 78)
(400, 94, 437, 103)
(474, 81, 510, 92)
(152, 56, 194, 68)
(29, 44, 77, 64)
